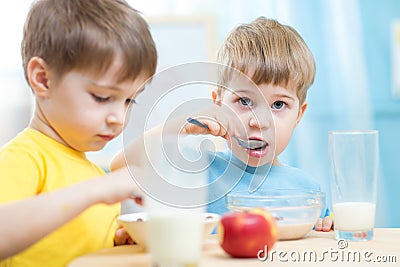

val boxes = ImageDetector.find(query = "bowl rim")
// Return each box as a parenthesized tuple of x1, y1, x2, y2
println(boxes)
(227, 189, 326, 200)
(118, 212, 220, 223)
(118, 212, 147, 223)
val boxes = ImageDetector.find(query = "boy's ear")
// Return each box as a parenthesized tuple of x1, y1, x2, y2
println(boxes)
(212, 90, 222, 106)
(296, 101, 308, 125)
(27, 57, 51, 96)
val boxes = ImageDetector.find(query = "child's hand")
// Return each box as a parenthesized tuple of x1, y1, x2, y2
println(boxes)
(114, 226, 135, 246)
(182, 106, 242, 140)
(95, 167, 143, 205)
(314, 216, 333, 232)
(183, 117, 229, 139)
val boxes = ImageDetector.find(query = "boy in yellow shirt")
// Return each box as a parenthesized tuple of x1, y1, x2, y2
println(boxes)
(0, 0, 157, 266)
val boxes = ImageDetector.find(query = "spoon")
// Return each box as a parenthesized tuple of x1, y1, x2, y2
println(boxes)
(186, 117, 267, 150)
(231, 136, 267, 150)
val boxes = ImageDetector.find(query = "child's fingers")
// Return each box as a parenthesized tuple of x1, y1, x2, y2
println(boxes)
(183, 122, 210, 135)
(207, 120, 229, 138)
(185, 118, 229, 139)
(322, 216, 333, 232)
(114, 228, 132, 245)
(183, 114, 234, 139)
(314, 217, 323, 231)
(114, 227, 135, 245)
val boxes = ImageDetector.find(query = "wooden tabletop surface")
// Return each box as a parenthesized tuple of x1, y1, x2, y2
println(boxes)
(68, 228, 400, 267)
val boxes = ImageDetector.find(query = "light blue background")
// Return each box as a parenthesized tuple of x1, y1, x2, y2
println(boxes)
(273, 0, 400, 227)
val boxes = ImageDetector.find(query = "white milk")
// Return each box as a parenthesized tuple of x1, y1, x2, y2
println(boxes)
(277, 223, 315, 240)
(147, 213, 203, 266)
(333, 202, 376, 231)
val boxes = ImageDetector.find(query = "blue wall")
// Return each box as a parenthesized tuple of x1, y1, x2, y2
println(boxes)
(359, 0, 400, 227)
(278, 0, 400, 227)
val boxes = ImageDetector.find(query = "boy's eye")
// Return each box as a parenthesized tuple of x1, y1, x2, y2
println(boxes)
(92, 94, 110, 103)
(239, 97, 253, 107)
(125, 98, 137, 105)
(271, 101, 286, 110)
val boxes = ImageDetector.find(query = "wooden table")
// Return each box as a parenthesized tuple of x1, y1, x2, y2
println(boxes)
(68, 228, 400, 267)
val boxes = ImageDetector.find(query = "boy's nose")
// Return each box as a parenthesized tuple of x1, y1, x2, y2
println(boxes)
(106, 110, 125, 126)
(248, 114, 271, 129)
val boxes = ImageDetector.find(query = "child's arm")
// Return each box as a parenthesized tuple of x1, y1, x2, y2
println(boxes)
(111, 106, 239, 171)
(0, 167, 138, 260)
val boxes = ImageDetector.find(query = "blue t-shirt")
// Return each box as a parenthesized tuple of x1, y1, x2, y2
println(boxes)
(120, 139, 329, 219)
(205, 149, 328, 217)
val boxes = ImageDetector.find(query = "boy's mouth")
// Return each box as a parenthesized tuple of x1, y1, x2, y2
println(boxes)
(98, 134, 115, 141)
(246, 138, 269, 158)
(249, 139, 268, 150)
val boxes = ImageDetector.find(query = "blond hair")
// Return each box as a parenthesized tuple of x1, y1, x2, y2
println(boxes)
(22, 0, 157, 85)
(217, 17, 315, 104)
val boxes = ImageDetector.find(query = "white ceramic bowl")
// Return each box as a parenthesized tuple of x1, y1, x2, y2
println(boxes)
(118, 212, 220, 248)
(226, 189, 325, 240)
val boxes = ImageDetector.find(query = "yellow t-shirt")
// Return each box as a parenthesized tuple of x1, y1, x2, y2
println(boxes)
(0, 128, 119, 267)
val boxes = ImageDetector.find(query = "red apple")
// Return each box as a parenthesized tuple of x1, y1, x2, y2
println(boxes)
(217, 208, 277, 258)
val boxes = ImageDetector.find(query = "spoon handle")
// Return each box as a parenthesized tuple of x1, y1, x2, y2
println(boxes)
(232, 136, 248, 148)
(186, 117, 209, 129)
(186, 118, 248, 148)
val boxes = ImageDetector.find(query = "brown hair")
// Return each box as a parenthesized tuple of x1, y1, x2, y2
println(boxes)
(217, 17, 315, 104)
(22, 0, 157, 85)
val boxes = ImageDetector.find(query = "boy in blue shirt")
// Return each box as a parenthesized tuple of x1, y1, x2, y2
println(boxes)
(184, 17, 332, 231)
(200, 17, 332, 231)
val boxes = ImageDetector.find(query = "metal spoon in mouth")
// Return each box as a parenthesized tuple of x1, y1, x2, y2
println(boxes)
(232, 136, 267, 150)
(186, 117, 267, 150)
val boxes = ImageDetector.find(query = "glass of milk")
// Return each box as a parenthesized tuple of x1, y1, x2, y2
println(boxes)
(141, 134, 208, 267)
(328, 130, 379, 241)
